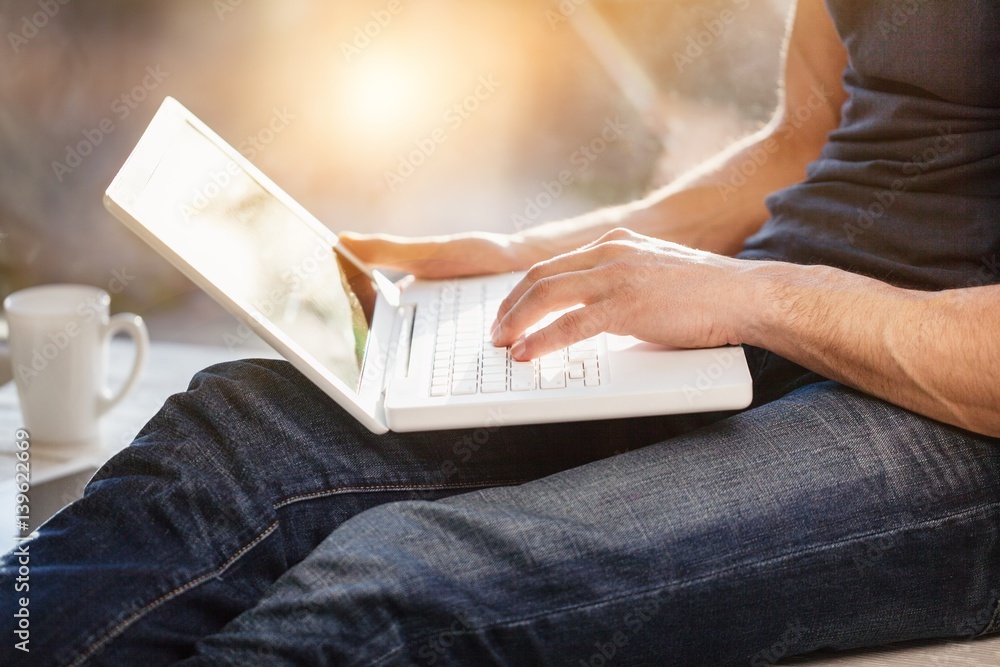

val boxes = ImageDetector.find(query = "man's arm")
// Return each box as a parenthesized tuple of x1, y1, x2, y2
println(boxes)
(489, 230, 1000, 438)
(520, 0, 849, 258)
(340, 0, 848, 276)
(486, 0, 998, 435)
(746, 264, 1000, 438)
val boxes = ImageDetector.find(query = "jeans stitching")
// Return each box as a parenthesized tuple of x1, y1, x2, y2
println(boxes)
(67, 479, 528, 666)
(362, 499, 1000, 667)
(273, 480, 530, 509)
(66, 521, 280, 667)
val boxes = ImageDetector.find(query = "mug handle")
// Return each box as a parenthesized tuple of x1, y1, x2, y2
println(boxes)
(98, 313, 150, 416)
(0, 341, 11, 387)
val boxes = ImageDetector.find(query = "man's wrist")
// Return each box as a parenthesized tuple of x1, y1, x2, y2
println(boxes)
(512, 205, 635, 264)
(732, 260, 818, 350)
(507, 231, 560, 269)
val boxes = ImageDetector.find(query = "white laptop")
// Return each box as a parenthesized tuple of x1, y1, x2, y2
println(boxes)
(104, 97, 752, 434)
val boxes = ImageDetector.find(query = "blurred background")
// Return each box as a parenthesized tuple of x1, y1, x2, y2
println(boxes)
(0, 0, 791, 346)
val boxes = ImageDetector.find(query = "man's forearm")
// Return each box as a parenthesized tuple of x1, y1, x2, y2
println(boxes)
(515, 120, 822, 260)
(740, 262, 1000, 438)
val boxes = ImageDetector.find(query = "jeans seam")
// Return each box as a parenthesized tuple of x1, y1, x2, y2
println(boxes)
(66, 480, 528, 666)
(273, 480, 530, 509)
(66, 521, 280, 667)
(362, 499, 1000, 667)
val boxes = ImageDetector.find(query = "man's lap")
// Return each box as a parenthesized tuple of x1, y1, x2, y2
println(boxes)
(0, 357, 720, 665)
(188, 378, 1000, 666)
(2, 352, 997, 665)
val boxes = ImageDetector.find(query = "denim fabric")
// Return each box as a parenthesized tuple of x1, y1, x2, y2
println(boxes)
(2, 348, 998, 666)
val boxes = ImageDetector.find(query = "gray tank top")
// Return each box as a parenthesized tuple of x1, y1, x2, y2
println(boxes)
(739, 0, 1000, 290)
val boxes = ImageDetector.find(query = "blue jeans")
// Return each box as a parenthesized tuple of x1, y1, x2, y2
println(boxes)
(2, 347, 999, 666)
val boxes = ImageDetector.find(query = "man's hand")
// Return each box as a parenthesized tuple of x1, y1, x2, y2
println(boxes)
(490, 228, 754, 361)
(338, 231, 548, 280)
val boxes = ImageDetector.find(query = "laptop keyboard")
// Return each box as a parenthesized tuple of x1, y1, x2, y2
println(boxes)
(429, 281, 604, 397)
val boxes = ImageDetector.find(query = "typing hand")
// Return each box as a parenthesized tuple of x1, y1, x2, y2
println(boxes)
(490, 228, 752, 361)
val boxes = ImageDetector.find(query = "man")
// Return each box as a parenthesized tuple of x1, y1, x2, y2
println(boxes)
(3, 0, 998, 664)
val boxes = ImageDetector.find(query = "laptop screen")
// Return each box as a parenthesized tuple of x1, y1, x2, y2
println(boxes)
(135, 120, 375, 391)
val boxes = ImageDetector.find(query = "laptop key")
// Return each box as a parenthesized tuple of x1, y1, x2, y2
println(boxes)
(510, 376, 535, 391)
(481, 366, 507, 381)
(451, 380, 477, 395)
(429, 282, 606, 396)
(540, 368, 566, 389)
(540, 352, 564, 369)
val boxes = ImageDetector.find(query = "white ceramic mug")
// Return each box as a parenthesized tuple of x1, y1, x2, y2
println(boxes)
(3, 284, 149, 456)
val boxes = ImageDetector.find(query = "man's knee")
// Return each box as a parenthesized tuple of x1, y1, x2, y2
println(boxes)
(101, 359, 313, 481)
(187, 358, 305, 407)
(167, 358, 334, 437)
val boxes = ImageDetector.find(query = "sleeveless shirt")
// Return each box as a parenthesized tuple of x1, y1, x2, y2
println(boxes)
(738, 0, 1000, 290)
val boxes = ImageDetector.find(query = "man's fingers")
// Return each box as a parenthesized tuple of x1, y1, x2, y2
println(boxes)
(510, 304, 608, 361)
(337, 232, 397, 267)
(338, 233, 455, 277)
(492, 246, 607, 330)
(492, 269, 600, 347)
(339, 232, 513, 279)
